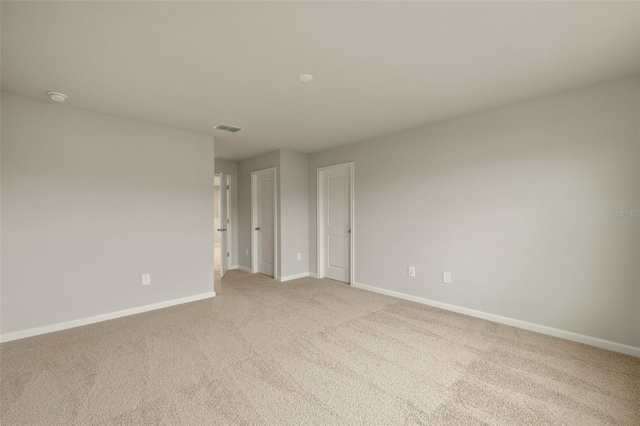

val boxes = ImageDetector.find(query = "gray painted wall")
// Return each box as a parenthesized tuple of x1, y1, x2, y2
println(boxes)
(214, 159, 238, 267)
(308, 75, 640, 347)
(236, 149, 310, 278)
(279, 150, 309, 278)
(1, 93, 215, 334)
(237, 151, 280, 271)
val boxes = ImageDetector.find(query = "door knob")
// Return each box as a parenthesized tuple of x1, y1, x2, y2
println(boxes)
(348, 229, 351, 233)
(255, 227, 260, 231)
(217, 228, 223, 232)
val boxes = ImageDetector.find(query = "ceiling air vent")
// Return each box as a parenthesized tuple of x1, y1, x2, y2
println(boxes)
(215, 124, 243, 133)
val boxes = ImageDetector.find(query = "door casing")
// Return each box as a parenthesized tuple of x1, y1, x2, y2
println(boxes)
(215, 172, 231, 277)
(317, 162, 355, 285)
(251, 167, 278, 277)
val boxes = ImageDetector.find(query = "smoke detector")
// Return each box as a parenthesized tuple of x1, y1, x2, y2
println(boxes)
(47, 91, 68, 102)
(214, 124, 243, 133)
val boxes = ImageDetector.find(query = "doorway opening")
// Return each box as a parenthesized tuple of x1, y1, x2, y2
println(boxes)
(317, 162, 354, 285)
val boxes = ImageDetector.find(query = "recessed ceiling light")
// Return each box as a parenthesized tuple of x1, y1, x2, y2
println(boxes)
(47, 91, 67, 102)
(298, 74, 314, 82)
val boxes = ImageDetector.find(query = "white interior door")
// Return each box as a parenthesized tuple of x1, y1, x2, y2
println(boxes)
(321, 165, 351, 283)
(220, 175, 229, 278)
(252, 168, 276, 277)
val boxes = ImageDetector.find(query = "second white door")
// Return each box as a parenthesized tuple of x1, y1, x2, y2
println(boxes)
(321, 164, 352, 283)
(220, 174, 229, 278)
(252, 168, 276, 277)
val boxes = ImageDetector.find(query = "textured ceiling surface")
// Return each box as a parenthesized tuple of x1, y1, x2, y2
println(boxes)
(2, 1, 638, 160)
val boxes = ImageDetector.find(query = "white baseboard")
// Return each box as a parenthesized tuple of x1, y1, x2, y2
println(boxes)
(0, 291, 216, 344)
(352, 282, 639, 357)
(309, 272, 318, 278)
(276, 272, 310, 282)
(231, 265, 252, 273)
(229, 267, 315, 281)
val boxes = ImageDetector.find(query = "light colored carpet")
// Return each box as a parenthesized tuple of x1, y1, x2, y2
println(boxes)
(1, 270, 639, 425)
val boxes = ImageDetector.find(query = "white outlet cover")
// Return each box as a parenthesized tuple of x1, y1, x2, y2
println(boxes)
(142, 274, 151, 286)
(443, 272, 452, 284)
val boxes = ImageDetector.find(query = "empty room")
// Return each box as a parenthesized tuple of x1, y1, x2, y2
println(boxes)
(1, 1, 639, 425)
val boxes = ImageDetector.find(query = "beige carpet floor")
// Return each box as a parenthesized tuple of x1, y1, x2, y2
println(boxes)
(1, 270, 639, 425)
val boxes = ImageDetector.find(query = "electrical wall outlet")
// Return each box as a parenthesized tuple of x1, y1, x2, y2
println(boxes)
(245, 248, 249, 256)
(142, 274, 151, 286)
(297, 253, 301, 261)
(443, 272, 452, 284)
(408, 266, 416, 277)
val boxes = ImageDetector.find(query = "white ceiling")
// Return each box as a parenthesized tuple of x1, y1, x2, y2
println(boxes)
(2, 1, 638, 161)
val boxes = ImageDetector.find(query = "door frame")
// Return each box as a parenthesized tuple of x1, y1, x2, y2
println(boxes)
(214, 172, 232, 275)
(251, 167, 278, 277)
(317, 162, 355, 285)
